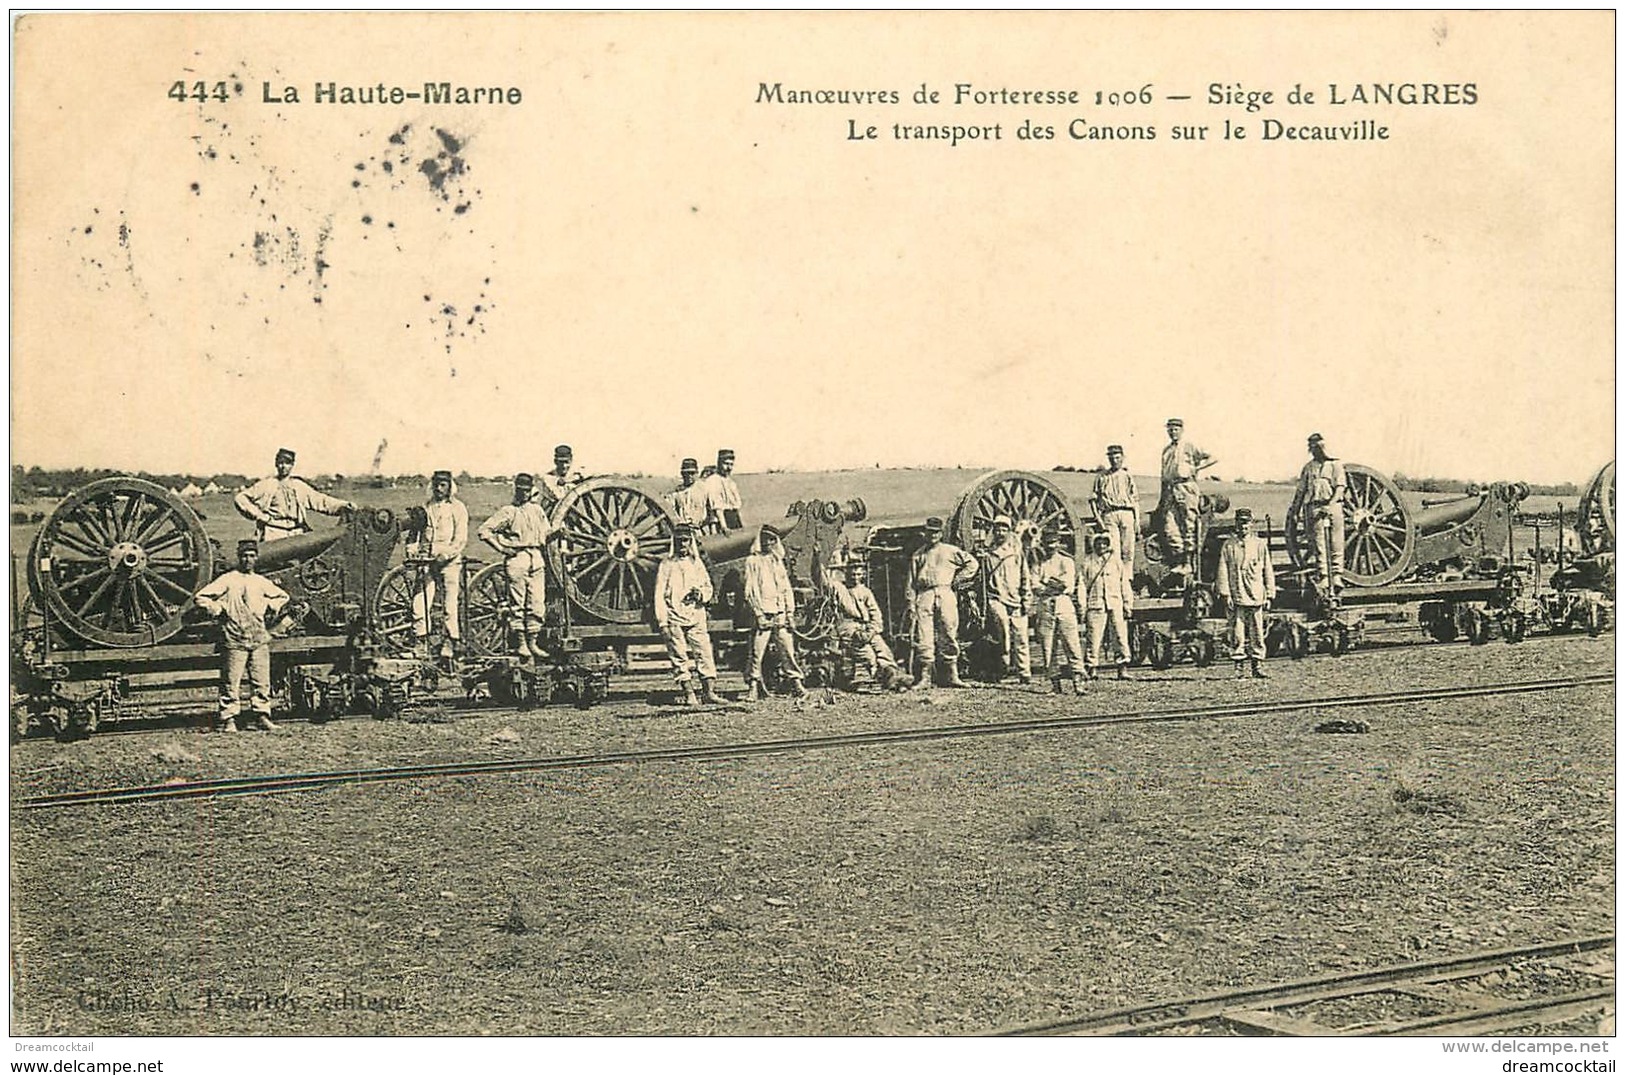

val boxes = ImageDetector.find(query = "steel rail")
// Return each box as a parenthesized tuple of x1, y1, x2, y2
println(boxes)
(1000, 934, 1614, 1036)
(15, 673, 1613, 810)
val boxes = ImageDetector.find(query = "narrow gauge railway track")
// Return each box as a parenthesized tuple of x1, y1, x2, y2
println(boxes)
(1001, 935, 1614, 1036)
(15, 673, 1611, 810)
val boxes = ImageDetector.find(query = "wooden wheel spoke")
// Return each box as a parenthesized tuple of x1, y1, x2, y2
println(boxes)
(75, 572, 119, 619)
(589, 562, 615, 601)
(132, 575, 169, 621)
(49, 528, 104, 559)
(625, 564, 646, 604)
(141, 569, 195, 602)
(70, 509, 112, 548)
(58, 566, 112, 595)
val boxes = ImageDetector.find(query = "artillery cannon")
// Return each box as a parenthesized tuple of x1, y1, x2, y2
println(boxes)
(1577, 461, 1616, 556)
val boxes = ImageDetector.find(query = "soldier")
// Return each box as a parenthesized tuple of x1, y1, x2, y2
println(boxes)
(193, 539, 289, 732)
(702, 448, 744, 535)
(1032, 527, 1085, 693)
(1290, 433, 1347, 599)
(816, 550, 903, 691)
(478, 473, 563, 658)
(654, 524, 722, 706)
(411, 470, 469, 660)
(1078, 532, 1134, 680)
(1091, 444, 1140, 566)
(234, 447, 355, 542)
(985, 515, 1033, 685)
(743, 524, 807, 700)
(1158, 419, 1216, 578)
(667, 457, 710, 530)
(1217, 507, 1276, 679)
(908, 517, 978, 689)
(538, 444, 586, 508)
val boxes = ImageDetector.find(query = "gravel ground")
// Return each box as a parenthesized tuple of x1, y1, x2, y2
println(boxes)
(9, 634, 1614, 1035)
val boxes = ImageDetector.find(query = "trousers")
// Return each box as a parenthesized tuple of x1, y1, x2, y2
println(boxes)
(411, 557, 462, 640)
(747, 619, 805, 684)
(663, 621, 717, 685)
(1102, 509, 1137, 565)
(987, 601, 1032, 677)
(1161, 482, 1199, 562)
(837, 621, 898, 681)
(503, 548, 547, 631)
(1084, 607, 1131, 668)
(1034, 596, 1084, 674)
(911, 586, 961, 665)
(220, 645, 272, 721)
(1309, 504, 1345, 590)
(1229, 604, 1268, 661)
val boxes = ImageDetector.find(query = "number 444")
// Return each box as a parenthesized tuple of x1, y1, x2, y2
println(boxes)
(167, 80, 232, 103)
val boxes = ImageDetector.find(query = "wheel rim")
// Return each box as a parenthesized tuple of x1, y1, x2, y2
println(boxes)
(30, 477, 213, 647)
(551, 479, 675, 624)
(1284, 464, 1415, 587)
(1578, 462, 1615, 556)
(369, 565, 423, 655)
(950, 470, 1079, 554)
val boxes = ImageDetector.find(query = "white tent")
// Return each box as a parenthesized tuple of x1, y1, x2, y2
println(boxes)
(203, 480, 222, 495)
(180, 482, 203, 498)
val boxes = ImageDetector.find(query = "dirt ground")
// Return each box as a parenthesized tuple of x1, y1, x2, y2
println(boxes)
(9, 634, 1614, 1035)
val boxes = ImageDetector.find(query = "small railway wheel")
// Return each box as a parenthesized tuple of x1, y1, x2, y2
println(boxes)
(551, 479, 675, 624)
(1283, 464, 1416, 587)
(1286, 623, 1311, 659)
(1147, 631, 1175, 670)
(1500, 611, 1528, 644)
(29, 477, 214, 647)
(1128, 625, 1150, 667)
(1466, 609, 1494, 646)
(1328, 622, 1352, 656)
(1191, 634, 1217, 667)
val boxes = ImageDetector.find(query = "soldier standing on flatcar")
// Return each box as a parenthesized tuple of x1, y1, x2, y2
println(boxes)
(702, 448, 744, 535)
(816, 550, 903, 691)
(1290, 433, 1347, 600)
(986, 515, 1034, 685)
(478, 473, 563, 659)
(1032, 527, 1085, 693)
(1079, 532, 1134, 680)
(1091, 444, 1141, 567)
(654, 524, 723, 706)
(538, 444, 587, 509)
(194, 539, 289, 732)
(1216, 507, 1276, 679)
(1158, 419, 1216, 582)
(234, 447, 355, 542)
(908, 517, 978, 689)
(411, 470, 469, 660)
(667, 457, 710, 530)
(743, 524, 807, 700)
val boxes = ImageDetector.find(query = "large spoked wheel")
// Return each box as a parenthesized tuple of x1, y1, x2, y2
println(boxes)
(370, 559, 487, 655)
(550, 479, 675, 624)
(464, 562, 513, 656)
(1578, 462, 1615, 556)
(28, 477, 214, 647)
(950, 470, 1080, 555)
(1284, 464, 1416, 587)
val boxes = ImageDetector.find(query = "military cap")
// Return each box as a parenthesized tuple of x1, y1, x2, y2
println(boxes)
(925, 516, 945, 531)
(1107, 444, 1125, 454)
(236, 539, 258, 553)
(1234, 507, 1254, 521)
(513, 472, 535, 487)
(1307, 432, 1325, 444)
(554, 444, 573, 459)
(680, 457, 698, 470)
(843, 556, 868, 573)
(1091, 531, 1114, 546)
(432, 469, 453, 482)
(672, 522, 696, 537)
(1165, 418, 1183, 428)
(275, 447, 296, 462)
(718, 448, 736, 461)
(992, 514, 1014, 529)
(759, 523, 782, 541)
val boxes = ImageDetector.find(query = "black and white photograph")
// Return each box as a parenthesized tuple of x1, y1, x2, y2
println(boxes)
(7, 10, 1615, 1068)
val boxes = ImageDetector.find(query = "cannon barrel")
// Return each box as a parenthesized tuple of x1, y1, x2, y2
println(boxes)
(699, 515, 803, 565)
(253, 527, 346, 571)
(1414, 492, 1488, 534)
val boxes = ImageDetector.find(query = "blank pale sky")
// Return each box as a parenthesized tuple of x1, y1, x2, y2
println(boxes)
(11, 11, 1615, 487)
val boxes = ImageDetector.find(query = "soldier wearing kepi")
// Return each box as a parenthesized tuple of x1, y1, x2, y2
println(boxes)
(1217, 507, 1276, 679)
(1032, 527, 1085, 694)
(667, 457, 710, 530)
(193, 539, 289, 732)
(1158, 419, 1216, 581)
(743, 524, 807, 700)
(1291, 433, 1347, 601)
(478, 473, 563, 658)
(816, 549, 903, 691)
(1091, 444, 1141, 567)
(985, 515, 1033, 685)
(1078, 531, 1134, 680)
(702, 448, 744, 535)
(234, 447, 355, 542)
(908, 517, 978, 689)
(411, 470, 469, 660)
(654, 524, 722, 706)
(538, 444, 586, 509)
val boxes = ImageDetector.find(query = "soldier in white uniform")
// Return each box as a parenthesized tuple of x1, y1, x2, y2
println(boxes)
(654, 524, 722, 706)
(1091, 444, 1140, 566)
(667, 457, 710, 530)
(1032, 527, 1085, 693)
(411, 470, 469, 659)
(1217, 507, 1276, 679)
(538, 444, 587, 509)
(478, 473, 563, 658)
(702, 448, 744, 535)
(816, 551, 903, 691)
(1158, 419, 1216, 578)
(1290, 433, 1348, 599)
(1078, 532, 1134, 679)
(984, 515, 1033, 684)
(743, 524, 806, 700)
(234, 447, 355, 542)
(194, 540, 289, 732)
(908, 517, 978, 688)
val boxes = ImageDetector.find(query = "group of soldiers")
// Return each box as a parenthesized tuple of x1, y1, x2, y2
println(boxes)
(197, 427, 1351, 726)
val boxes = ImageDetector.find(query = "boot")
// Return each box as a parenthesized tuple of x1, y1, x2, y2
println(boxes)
(1235, 660, 1248, 679)
(1050, 676, 1064, 694)
(1116, 664, 1128, 682)
(218, 717, 238, 734)
(509, 628, 530, 658)
(747, 679, 767, 702)
(1072, 673, 1086, 694)
(943, 661, 969, 689)
(700, 678, 724, 705)
(439, 638, 457, 660)
(253, 713, 278, 731)
(788, 679, 808, 699)
(526, 631, 546, 660)
(1250, 658, 1269, 679)
(910, 659, 932, 690)
(681, 685, 700, 707)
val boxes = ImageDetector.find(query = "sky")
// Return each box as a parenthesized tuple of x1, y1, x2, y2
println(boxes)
(11, 11, 1615, 487)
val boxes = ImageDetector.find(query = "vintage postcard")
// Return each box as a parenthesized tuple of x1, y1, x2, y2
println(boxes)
(8, 10, 1614, 1066)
